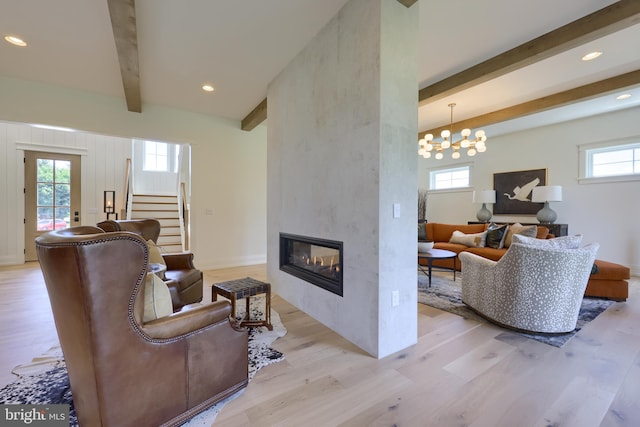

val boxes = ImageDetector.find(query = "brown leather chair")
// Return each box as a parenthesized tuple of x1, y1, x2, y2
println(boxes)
(97, 219, 203, 310)
(36, 226, 248, 427)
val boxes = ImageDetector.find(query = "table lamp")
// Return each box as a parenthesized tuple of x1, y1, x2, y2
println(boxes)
(532, 185, 562, 224)
(472, 190, 496, 223)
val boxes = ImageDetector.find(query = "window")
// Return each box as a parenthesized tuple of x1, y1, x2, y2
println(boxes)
(36, 158, 71, 231)
(429, 165, 470, 190)
(579, 139, 640, 183)
(144, 141, 169, 172)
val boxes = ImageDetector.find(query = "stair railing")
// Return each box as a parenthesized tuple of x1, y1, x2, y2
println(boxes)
(181, 182, 189, 251)
(122, 158, 132, 220)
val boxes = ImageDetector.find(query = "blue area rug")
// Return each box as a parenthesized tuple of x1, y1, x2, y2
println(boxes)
(418, 273, 616, 348)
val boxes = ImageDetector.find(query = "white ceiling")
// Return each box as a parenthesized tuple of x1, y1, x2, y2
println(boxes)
(1, 0, 639, 137)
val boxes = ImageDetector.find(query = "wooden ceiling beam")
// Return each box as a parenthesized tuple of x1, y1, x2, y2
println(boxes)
(241, 98, 268, 131)
(107, 0, 142, 113)
(397, 0, 418, 7)
(418, 0, 640, 105)
(418, 69, 640, 140)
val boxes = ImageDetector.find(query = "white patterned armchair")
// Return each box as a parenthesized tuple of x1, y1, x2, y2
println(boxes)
(459, 240, 599, 333)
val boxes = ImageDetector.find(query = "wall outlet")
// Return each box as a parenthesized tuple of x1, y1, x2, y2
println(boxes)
(392, 290, 399, 307)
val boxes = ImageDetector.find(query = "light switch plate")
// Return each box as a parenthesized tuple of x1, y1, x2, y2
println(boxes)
(393, 203, 400, 218)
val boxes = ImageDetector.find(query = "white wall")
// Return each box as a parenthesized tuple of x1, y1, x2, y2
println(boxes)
(0, 121, 131, 265)
(419, 106, 640, 275)
(0, 76, 267, 268)
(267, 0, 418, 358)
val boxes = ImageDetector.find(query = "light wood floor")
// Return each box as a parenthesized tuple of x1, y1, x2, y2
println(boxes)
(1, 263, 639, 427)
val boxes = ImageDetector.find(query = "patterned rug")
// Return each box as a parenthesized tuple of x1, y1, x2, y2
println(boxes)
(0, 301, 286, 427)
(418, 273, 616, 348)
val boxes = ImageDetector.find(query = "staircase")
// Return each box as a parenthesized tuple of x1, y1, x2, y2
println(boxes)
(129, 194, 184, 253)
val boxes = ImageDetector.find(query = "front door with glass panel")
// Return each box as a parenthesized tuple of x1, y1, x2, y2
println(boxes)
(24, 151, 81, 261)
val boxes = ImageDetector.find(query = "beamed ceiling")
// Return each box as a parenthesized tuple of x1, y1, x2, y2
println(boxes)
(2, 0, 639, 138)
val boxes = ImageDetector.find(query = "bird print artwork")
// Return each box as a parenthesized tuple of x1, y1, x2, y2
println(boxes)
(493, 169, 546, 215)
(503, 177, 540, 202)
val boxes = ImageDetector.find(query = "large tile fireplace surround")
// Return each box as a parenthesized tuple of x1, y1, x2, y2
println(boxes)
(279, 233, 343, 296)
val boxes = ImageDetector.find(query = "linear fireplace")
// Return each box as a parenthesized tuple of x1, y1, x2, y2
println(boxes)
(279, 233, 343, 296)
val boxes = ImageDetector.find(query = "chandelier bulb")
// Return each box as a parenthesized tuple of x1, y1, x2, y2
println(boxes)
(441, 140, 451, 149)
(452, 151, 460, 159)
(424, 151, 431, 158)
(425, 133, 434, 141)
(425, 143, 433, 151)
(475, 130, 485, 139)
(435, 152, 444, 160)
(461, 128, 471, 137)
(468, 148, 477, 156)
(441, 129, 450, 139)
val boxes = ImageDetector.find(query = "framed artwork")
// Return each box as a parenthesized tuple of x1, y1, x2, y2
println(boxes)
(493, 168, 546, 215)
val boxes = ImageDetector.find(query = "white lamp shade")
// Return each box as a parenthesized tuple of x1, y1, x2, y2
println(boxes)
(473, 189, 496, 204)
(532, 185, 563, 203)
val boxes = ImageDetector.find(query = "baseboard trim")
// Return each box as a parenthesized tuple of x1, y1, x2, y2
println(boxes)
(0, 256, 24, 266)
(198, 254, 266, 270)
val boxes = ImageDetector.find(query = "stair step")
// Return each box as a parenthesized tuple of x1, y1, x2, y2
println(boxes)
(131, 211, 178, 219)
(129, 194, 184, 252)
(158, 244, 184, 253)
(133, 195, 178, 202)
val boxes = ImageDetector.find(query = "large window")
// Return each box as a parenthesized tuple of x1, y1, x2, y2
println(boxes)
(579, 139, 640, 183)
(143, 140, 182, 173)
(144, 141, 169, 172)
(429, 165, 470, 190)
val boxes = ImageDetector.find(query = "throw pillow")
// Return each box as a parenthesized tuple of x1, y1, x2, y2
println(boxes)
(143, 272, 173, 322)
(449, 230, 487, 247)
(147, 239, 166, 266)
(511, 233, 583, 249)
(485, 224, 508, 249)
(503, 223, 538, 247)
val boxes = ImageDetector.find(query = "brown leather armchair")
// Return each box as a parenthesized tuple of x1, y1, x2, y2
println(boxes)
(36, 226, 248, 427)
(97, 219, 203, 310)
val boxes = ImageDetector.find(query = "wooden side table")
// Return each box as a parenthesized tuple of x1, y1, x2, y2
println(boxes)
(212, 277, 273, 330)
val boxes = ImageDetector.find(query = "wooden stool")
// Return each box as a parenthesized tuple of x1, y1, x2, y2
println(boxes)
(212, 277, 273, 330)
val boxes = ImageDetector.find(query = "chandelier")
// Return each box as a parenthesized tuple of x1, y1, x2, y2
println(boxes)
(418, 103, 487, 160)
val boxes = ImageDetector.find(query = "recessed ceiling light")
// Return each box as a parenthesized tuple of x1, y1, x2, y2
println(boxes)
(4, 35, 27, 47)
(581, 51, 602, 61)
(202, 84, 215, 92)
(31, 123, 76, 132)
(616, 93, 632, 100)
